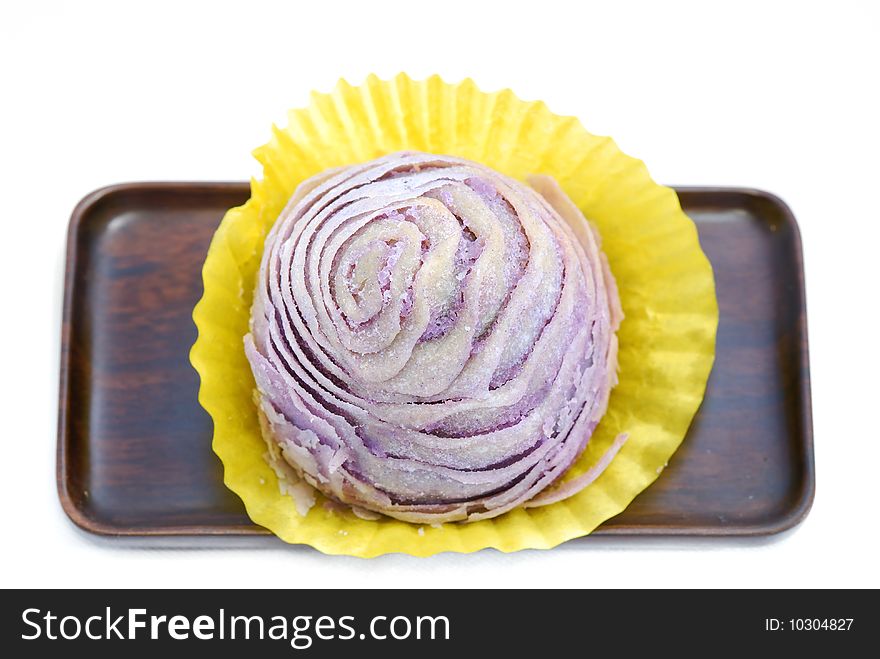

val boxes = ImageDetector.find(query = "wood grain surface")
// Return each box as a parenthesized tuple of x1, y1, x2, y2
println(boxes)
(57, 183, 814, 541)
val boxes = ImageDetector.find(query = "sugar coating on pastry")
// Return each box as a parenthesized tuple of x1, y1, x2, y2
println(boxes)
(245, 151, 624, 523)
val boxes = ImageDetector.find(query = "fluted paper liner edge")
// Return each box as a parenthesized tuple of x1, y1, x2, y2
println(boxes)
(190, 73, 718, 557)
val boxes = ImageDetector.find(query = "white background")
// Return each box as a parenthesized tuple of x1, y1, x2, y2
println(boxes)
(1, 0, 878, 588)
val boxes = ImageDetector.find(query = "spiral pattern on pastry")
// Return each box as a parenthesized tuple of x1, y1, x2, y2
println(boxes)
(245, 152, 623, 523)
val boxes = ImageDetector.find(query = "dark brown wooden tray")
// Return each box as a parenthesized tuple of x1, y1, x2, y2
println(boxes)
(57, 182, 814, 543)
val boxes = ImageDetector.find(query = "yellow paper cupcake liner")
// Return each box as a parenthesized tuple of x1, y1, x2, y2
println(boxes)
(190, 73, 718, 557)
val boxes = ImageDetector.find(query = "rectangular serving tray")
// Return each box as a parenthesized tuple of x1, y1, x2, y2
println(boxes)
(57, 182, 814, 542)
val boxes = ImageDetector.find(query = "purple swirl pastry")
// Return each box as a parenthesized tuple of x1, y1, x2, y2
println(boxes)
(245, 152, 624, 523)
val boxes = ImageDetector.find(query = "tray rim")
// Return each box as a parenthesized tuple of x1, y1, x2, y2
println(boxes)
(57, 182, 815, 540)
